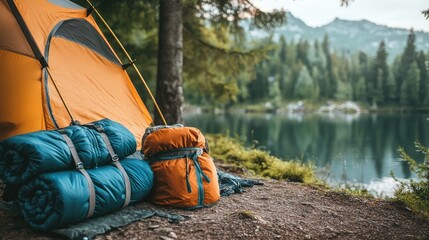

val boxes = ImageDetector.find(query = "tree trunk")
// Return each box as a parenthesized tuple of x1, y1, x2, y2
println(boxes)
(155, 0, 183, 125)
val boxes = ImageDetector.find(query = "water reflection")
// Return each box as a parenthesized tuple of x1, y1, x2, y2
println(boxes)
(184, 112, 429, 196)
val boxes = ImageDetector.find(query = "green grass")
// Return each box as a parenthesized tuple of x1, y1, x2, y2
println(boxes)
(335, 183, 375, 198)
(207, 134, 315, 183)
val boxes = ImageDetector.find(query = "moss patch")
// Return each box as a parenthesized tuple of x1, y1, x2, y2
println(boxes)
(207, 134, 315, 183)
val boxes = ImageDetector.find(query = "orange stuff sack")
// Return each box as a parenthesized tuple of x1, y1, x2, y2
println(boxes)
(141, 125, 220, 208)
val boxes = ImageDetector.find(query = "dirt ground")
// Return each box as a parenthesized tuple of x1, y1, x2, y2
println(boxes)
(1, 176, 429, 240)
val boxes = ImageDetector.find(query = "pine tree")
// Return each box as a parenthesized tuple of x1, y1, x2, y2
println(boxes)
(400, 61, 420, 105)
(355, 76, 367, 101)
(334, 54, 351, 100)
(279, 36, 287, 64)
(322, 34, 337, 99)
(156, 1, 183, 123)
(357, 51, 371, 103)
(296, 40, 311, 69)
(247, 61, 270, 101)
(417, 51, 429, 105)
(277, 36, 288, 100)
(370, 41, 388, 105)
(397, 29, 417, 103)
(294, 65, 318, 100)
(385, 69, 397, 103)
(402, 29, 417, 67)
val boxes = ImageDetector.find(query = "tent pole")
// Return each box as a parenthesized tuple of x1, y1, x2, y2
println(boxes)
(86, 0, 168, 126)
(45, 67, 77, 125)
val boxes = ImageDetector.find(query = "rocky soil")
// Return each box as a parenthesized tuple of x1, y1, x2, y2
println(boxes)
(1, 176, 429, 240)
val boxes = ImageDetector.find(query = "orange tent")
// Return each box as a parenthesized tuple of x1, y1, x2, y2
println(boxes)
(0, 0, 153, 146)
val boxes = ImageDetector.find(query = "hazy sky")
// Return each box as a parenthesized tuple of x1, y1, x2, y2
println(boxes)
(252, 0, 429, 32)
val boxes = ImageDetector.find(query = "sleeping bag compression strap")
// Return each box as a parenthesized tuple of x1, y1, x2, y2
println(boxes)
(86, 124, 131, 208)
(58, 131, 96, 218)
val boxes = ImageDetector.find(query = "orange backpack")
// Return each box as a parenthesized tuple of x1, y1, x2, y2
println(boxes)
(141, 125, 220, 208)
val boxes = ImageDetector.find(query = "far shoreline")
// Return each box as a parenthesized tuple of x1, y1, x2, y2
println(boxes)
(183, 101, 429, 116)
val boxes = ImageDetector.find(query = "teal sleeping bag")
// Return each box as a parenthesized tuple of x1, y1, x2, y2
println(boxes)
(18, 158, 153, 231)
(0, 119, 136, 185)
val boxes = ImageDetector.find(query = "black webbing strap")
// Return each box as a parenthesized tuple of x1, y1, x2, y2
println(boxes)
(122, 59, 136, 70)
(59, 131, 96, 218)
(87, 124, 131, 208)
(147, 148, 204, 163)
(7, 0, 48, 68)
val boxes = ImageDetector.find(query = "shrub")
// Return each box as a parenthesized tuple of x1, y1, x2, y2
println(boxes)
(394, 142, 429, 218)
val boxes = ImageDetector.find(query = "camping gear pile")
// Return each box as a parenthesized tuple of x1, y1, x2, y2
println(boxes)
(0, 0, 258, 235)
(0, 119, 154, 231)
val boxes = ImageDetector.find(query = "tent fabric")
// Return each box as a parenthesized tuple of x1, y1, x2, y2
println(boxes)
(49, 19, 121, 66)
(48, 0, 84, 10)
(18, 158, 154, 231)
(0, 119, 136, 186)
(0, 0, 153, 147)
(43, 36, 151, 133)
(0, 1, 33, 57)
(0, 50, 45, 140)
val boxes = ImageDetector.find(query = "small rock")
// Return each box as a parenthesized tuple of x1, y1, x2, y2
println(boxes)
(155, 227, 174, 233)
(168, 232, 178, 239)
(305, 235, 311, 239)
(159, 236, 174, 240)
(148, 225, 160, 229)
(254, 215, 268, 225)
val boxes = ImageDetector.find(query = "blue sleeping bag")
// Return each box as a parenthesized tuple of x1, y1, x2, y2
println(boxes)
(0, 119, 136, 185)
(18, 158, 153, 231)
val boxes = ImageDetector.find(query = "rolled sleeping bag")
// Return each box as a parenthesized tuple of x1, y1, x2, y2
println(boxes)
(18, 158, 153, 231)
(0, 118, 136, 185)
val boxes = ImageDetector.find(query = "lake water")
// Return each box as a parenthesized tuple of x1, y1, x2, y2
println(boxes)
(184, 112, 429, 197)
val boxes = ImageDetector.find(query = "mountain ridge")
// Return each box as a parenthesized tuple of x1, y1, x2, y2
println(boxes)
(256, 13, 429, 61)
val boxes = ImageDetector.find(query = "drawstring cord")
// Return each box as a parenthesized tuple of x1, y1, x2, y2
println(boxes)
(185, 157, 192, 193)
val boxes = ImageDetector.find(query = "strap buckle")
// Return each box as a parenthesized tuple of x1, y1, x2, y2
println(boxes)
(196, 148, 203, 156)
(112, 154, 119, 162)
(94, 125, 105, 133)
(57, 129, 66, 134)
(76, 162, 84, 169)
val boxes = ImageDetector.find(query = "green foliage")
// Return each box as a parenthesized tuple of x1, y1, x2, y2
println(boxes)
(206, 134, 315, 183)
(417, 51, 429, 105)
(423, 9, 429, 19)
(294, 66, 319, 99)
(369, 41, 388, 105)
(180, 0, 285, 108)
(336, 183, 374, 198)
(400, 62, 420, 105)
(230, 29, 429, 108)
(76, 1, 429, 109)
(80, 0, 286, 110)
(394, 142, 429, 218)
